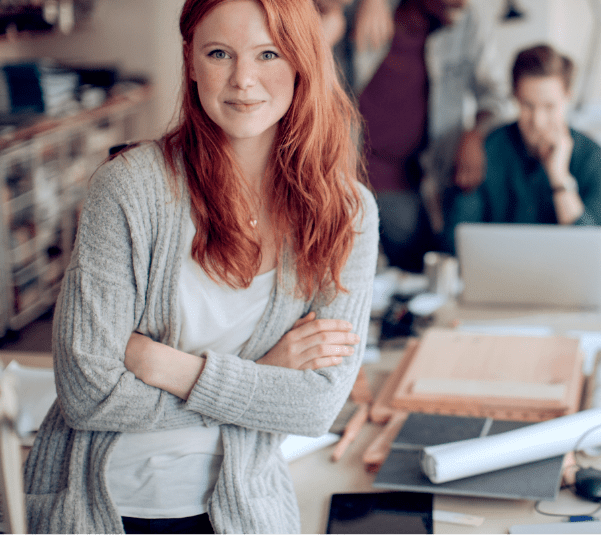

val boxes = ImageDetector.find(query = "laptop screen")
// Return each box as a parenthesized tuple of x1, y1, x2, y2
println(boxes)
(455, 223, 601, 309)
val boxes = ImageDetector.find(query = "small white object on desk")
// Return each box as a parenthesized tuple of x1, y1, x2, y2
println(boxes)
(280, 433, 339, 462)
(407, 293, 447, 316)
(433, 510, 484, 527)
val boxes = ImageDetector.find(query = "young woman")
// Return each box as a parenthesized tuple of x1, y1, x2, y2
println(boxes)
(23, 0, 379, 533)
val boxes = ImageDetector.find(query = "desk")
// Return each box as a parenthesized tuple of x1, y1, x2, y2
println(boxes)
(290, 301, 601, 534)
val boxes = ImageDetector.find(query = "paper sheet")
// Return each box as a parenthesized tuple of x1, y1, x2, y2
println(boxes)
(280, 433, 339, 462)
(421, 408, 601, 484)
(4, 361, 57, 438)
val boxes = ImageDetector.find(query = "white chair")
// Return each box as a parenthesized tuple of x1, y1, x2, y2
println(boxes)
(0, 372, 26, 534)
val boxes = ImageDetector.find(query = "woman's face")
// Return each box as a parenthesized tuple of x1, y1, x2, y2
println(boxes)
(189, 0, 296, 146)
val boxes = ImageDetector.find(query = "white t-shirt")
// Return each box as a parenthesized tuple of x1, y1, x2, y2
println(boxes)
(107, 216, 275, 518)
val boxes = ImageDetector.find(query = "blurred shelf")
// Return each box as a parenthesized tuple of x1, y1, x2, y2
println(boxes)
(0, 83, 152, 337)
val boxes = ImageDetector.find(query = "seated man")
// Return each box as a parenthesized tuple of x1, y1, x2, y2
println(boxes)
(442, 44, 601, 254)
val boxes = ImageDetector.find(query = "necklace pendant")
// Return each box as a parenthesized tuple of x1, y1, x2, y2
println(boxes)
(250, 219, 258, 228)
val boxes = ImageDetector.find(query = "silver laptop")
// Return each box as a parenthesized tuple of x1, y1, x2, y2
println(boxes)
(455, 223, 601, 309)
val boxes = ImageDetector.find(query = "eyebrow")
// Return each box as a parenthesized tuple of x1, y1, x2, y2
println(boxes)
(201, 41, 276, 49)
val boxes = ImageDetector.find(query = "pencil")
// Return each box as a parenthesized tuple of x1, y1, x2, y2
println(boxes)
(331, 402, 370, 462)
(350, 366, 373, 405)
(363, 412, 407, 472)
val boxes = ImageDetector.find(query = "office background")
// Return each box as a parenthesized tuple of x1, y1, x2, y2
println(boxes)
(3, 0, 601, 141)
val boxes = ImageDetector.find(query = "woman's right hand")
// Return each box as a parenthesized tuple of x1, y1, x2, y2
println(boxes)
(257, 312, 360, 370)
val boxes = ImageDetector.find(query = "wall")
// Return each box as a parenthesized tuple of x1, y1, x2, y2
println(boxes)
(474, 0, 596, 106)
(150, 0, 186, 135)
(474, 0, 601, 139)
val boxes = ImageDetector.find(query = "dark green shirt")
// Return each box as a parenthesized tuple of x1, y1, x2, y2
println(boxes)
(442, 122, 601, 253)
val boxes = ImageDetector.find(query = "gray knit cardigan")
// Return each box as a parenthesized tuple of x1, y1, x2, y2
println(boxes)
(23, 143, 379, 534)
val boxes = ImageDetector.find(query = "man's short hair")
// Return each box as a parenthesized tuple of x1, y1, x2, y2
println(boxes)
(512, 44, 574, 93)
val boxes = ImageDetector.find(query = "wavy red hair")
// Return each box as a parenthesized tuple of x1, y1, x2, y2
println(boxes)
(162, 0, 367, 299)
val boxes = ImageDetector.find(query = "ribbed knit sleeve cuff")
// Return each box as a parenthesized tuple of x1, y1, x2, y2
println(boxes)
(576, 209, 597, 226)
(185, 351, 258, 424)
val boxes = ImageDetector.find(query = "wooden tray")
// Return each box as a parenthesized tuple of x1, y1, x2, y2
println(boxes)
(371, 329, 584, 423)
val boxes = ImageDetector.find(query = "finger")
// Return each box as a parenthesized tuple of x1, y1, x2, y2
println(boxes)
(293, 318, 354, 339)
(300, 341, 357, 363)
(308, 330, 360, 346)
(300, 355, 345, 370)
(292, 311, 316, 329)
(282, 319, 358, 359)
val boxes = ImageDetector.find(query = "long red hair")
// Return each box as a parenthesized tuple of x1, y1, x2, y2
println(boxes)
(162, 0, 367, 299)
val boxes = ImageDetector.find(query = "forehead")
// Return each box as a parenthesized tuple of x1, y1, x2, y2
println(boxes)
(514, 75, 569, 102)
(193, 0, 271, 43)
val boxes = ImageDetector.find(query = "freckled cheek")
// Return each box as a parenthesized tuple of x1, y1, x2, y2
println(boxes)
(269, 67, 296, 106)
(195, 66, 228, 105)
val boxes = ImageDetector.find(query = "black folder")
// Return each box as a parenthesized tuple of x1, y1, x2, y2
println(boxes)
(373, 413, 565, 501)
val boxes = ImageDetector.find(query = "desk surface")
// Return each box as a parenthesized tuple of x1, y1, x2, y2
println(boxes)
(6, 302, 601, 533)
(290, 301, 601, 534)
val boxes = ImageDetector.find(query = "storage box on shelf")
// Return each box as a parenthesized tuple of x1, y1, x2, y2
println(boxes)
(0, 84, 151, 336)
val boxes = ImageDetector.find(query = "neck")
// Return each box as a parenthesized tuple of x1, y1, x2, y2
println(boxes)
(228, 132, 275, 195)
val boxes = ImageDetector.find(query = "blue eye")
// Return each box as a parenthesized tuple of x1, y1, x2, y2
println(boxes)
(209, 49, 229, 59)
(261, 51, 278, 60)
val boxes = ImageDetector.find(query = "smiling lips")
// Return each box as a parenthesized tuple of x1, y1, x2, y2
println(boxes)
(225, 99, 264, 112)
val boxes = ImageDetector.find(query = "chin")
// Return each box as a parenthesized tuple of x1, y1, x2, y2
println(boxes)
(223, 129, 273, 144)
(223, 121, 279, 144)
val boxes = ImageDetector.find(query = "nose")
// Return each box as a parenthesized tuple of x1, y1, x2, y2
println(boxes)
(532, 107, 547, 131)
(229, 57, 257, 90)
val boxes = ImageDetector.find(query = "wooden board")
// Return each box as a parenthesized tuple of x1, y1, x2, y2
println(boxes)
(372, 329, 584, 423)
(370, 338, 419, 424)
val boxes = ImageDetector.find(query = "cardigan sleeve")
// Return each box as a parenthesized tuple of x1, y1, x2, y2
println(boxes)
(53, 153, 204, 432)
(185, 185, 380, 437)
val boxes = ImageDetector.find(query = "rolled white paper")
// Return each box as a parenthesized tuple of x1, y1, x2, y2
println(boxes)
(420, 408, 601, 484)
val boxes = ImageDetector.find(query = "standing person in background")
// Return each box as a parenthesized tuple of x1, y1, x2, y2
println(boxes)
(315, 0, 354, 49)
(355, 0, 509, 272)
(442, 44, 601, 254)
(23, 0, 379, 533)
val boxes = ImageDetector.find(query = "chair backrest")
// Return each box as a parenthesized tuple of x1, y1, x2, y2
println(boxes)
(0, 372, 26, 534)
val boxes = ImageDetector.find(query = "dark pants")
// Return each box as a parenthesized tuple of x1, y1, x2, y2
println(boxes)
(377, 191, 438, 273)
(122, 513, 214, 534)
